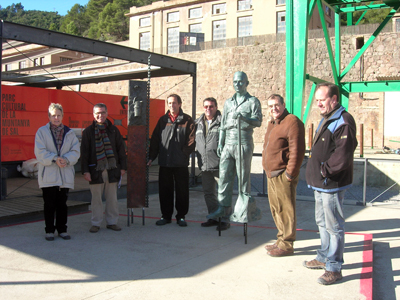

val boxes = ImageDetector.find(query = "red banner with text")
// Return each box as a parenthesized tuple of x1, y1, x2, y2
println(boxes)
(1, 85, 165, 162)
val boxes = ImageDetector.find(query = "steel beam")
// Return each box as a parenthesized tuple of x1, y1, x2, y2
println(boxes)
(286, 0, 315, 118)
(340, 3, 393, 13)
(286, 0, 294, 114)
(342, 81, 400, 93)
(325, 0, 392, 4)
(317, 0, 339, 85)
(1, 21, 196, 76)
(289, 0, 400, 126)
(339, 7, 398, 80)
(302, 83, 316, 124)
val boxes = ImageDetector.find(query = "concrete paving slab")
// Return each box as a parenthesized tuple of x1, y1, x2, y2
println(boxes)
(0, 190, 383, 300)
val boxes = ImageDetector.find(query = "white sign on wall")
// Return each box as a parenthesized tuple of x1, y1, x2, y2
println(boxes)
(384, 92, 400, 137)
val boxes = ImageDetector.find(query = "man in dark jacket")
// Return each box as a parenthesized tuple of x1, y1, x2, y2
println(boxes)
(304, 83, 357, 285)
(81, 103, 127, 233)
(262, 94, 305, 257)
(195, 97, 228, 230)
(148, 94, 195, 227)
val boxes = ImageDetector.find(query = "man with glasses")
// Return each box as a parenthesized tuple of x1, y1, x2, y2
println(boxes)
(81, 103, 127, 233)
(304, 83, 357, 285)
(195, 97, 226, 229)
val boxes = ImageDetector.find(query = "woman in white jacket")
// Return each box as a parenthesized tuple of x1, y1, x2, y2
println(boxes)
(34, 103, 80, 241)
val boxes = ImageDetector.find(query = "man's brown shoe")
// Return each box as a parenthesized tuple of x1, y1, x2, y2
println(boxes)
(317, 270, 343, 285)
(303, 259, 326, 269)
(267, 247, 294, 257)
(106, 224, 122, 231)
(264, 243, 278, 251)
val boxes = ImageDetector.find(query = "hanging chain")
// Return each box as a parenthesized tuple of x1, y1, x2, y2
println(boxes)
(145, 55, 151, 208)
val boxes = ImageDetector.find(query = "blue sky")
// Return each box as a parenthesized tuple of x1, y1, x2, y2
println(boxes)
(1, 1, 89, 16)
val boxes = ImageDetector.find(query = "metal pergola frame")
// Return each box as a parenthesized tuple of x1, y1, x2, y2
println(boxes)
(285, 0, 400, 123)
(0, 20, 198, 199)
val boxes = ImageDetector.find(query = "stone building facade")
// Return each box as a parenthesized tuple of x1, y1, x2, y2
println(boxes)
(126, 0, 334, 54)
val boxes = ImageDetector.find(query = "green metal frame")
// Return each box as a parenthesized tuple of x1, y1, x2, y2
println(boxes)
(286, 0, 400, 125)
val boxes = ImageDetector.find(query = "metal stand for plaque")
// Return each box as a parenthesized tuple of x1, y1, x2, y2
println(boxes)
(127, 208, 146, 227)
(127, 56, 151, 228)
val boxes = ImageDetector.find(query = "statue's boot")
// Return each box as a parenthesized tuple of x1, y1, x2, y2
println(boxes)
(207, 205, 230, 219)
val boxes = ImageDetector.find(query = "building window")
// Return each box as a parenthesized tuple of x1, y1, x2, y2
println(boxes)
(213, 19, 226, 40)
(5, 64, 11, 71)
(60, 57, 73, 62)
(325, 5, 331, 17)
(396, 19, 400, 32)
(189, 7, 202, 19)
(167, 11, 179, 22)
(238, 16, 252, 37)
(189, 23, 202, 33)
(277, 11, 286, 33)
(238, 0, 252, 11)
(277, 0, 285, 4)
(139, 32, 151, 50)
(140, 17, 151, 27)
(40, 57, 45, 65)
(19, 61, 26, 69)
(33, 58, 39, 66)
(167, 27, 179, 54)
(213, 3, 226, 15)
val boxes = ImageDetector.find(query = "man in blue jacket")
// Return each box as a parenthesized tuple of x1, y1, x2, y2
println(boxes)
(304, 83, 358, 285)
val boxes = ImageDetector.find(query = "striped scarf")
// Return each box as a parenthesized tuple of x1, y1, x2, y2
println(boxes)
(94, 122, 116, 171)
(50, 123, 64, 152)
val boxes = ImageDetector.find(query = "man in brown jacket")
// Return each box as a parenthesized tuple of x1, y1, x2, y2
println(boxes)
(262, 94, 305, 257)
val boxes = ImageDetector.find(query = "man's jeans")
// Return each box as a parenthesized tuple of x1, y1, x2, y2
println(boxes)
(314, 189, 346, 272)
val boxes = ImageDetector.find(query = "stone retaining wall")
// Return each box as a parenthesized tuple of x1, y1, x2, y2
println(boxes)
(80, 30, 400, 149)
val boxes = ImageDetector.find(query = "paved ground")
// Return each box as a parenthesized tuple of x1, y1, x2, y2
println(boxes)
(1, 187, 400, 300)
(1, 150, 400, 299)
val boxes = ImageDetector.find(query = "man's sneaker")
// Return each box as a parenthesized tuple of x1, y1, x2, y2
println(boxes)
(156, 218, 171, 226)
(303, 259, 326, 270)
(201, 219, 219, 227)
(89, 226, 100, 233)
(58, 232, 71, 240)
(106, 224, 122, 231)
(216, 222, 230, 231)
(317, 270, 343, 285)
(45, 233, 54, 241)
(177, 218, 187, 227)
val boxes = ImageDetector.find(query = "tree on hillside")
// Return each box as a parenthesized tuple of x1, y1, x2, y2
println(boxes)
(60, 4, 89, 36)
(86, 0, 114, 39)
(96, 0, 153, 41)
(0, 3, 25, 20)
(0, 3, 62, 31)
(1, 0, 156, 39)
